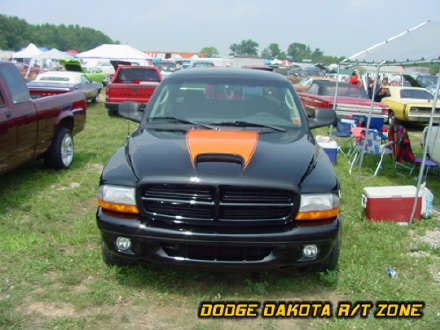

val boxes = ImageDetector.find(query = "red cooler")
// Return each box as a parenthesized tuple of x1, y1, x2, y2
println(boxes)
(362, 185, 422, 222)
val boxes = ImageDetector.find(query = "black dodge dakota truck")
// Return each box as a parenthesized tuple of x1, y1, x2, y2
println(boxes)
(96, 68, 341, 271)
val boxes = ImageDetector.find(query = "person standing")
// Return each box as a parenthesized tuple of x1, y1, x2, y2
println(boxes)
(349, 71, 360, 85)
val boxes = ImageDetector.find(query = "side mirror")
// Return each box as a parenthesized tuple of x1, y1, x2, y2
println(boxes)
(117, 101, 142, 122)
(308, 108, 337, 129)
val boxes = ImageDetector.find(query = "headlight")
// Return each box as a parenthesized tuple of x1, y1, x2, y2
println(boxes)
(295, 193, 340, 221)
(97, 185, 139, 214)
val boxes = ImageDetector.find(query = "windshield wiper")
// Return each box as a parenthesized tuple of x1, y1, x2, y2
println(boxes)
(208, 121, 286, 132)
(147, 117, 214, 129)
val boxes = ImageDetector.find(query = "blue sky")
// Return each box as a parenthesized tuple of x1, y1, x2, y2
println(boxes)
(1, 0, 439, 57)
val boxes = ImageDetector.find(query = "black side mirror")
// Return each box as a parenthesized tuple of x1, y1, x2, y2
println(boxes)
(308, 108, 337, 128)
(117, 101, 142, 122)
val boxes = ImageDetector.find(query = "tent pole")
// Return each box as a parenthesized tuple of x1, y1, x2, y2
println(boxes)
(329, 64, 343, 137)
(409, 73, 440, 223)
(357, 62, 385, 175)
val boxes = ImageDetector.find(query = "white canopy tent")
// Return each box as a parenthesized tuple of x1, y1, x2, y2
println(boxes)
(27, 48, 75, 78)
(76, 44, 150, 65)
(32, 48, 75, 61)
(12, 43, 43, 61)
(338, 20, 440, 222)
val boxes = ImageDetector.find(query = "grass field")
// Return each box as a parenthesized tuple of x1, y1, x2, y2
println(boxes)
(0, 99, 439, 330)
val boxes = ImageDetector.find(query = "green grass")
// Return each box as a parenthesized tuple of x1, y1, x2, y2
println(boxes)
(0, 101, 439, 330)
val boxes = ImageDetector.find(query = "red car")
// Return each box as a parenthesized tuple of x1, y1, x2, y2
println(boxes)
(297, 78, 389, 120)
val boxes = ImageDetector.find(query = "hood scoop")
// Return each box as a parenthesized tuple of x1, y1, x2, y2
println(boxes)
(186, 129, 259, 169)
(195, 153, 244, 168)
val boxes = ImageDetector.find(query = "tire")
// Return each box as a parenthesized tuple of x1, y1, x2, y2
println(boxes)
(107, 107, 117, 116)
(101, 241, 134, 267)
(96, 89, 102, 103)
(44, 127, 74, 170)
(308, 233, 341, 272)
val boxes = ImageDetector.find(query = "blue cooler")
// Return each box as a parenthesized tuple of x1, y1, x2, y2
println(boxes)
(318, 140, 338, 164)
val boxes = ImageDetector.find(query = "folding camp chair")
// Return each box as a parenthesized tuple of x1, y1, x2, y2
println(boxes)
(331, 117, 360, 160)
(368, 117, 388, 139)
(387, 124, 439, 179)
(412, 157, 439, 178)
(349, 128, 393, 176)
(331, 118, 359, 137)
(388, 124, 416, 173)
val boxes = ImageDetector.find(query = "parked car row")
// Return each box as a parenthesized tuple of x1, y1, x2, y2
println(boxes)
(294, 76, 440, 125)
(295, 78, 390, 120)
(4, 55, 438, 275)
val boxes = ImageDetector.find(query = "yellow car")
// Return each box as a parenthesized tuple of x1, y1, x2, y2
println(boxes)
(377, 86, 440, 125)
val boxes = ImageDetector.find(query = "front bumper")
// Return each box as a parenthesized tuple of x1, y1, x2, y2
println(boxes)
(104, 102, 119, 111)
(407, 113, 440, 123)
(96, 208, 341, 270)
(105, 102, 147, 111)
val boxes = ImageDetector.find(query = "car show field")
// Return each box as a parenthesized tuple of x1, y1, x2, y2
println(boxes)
(0, 94, 439, 330)
(0, 11, 439, 329)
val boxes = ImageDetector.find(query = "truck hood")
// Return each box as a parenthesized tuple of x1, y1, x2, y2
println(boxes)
(126, 128, 320, 189)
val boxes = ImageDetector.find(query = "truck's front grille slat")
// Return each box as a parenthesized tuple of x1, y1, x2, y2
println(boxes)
(161, 243, 272, 261)
(141, 184, 296, 225)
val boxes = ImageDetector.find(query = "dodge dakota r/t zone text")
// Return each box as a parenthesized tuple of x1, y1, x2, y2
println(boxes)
(0, 61, 87, 174)
(96, 68, 341, 272)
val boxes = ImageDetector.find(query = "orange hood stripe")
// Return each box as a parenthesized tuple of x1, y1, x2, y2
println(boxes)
(186, 130, 259, 168)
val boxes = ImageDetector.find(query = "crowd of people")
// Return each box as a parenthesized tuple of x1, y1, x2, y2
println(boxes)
(347, 70, 406, 101)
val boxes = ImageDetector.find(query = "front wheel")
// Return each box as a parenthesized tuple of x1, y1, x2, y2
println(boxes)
(44, 127, 74, 169)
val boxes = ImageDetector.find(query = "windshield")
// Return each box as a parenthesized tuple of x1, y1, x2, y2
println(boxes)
(117, 67, 160, 82)
(417, 75, 438, 88)
(146, 77, 305, 129)
(38, 76, 70, 82)
(155, 62, 176, 72)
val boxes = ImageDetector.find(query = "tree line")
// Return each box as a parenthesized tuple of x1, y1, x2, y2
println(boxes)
(0, 14, 118, 52)
(1, 14, 344, 65)
(202, 39, 345, 65)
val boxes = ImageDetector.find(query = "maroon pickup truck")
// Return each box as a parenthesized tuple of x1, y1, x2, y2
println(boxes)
(0, 61, 87, 174)
(105, 65, 162, 116)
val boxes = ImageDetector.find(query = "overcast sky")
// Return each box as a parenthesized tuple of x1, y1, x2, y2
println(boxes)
(1, 0, 439, 58)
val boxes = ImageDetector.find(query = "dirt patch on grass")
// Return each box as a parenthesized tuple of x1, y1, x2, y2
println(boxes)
(417, 229, 440, 249)
(408, 212, 440, 285)
(20, 298, 76, 318)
